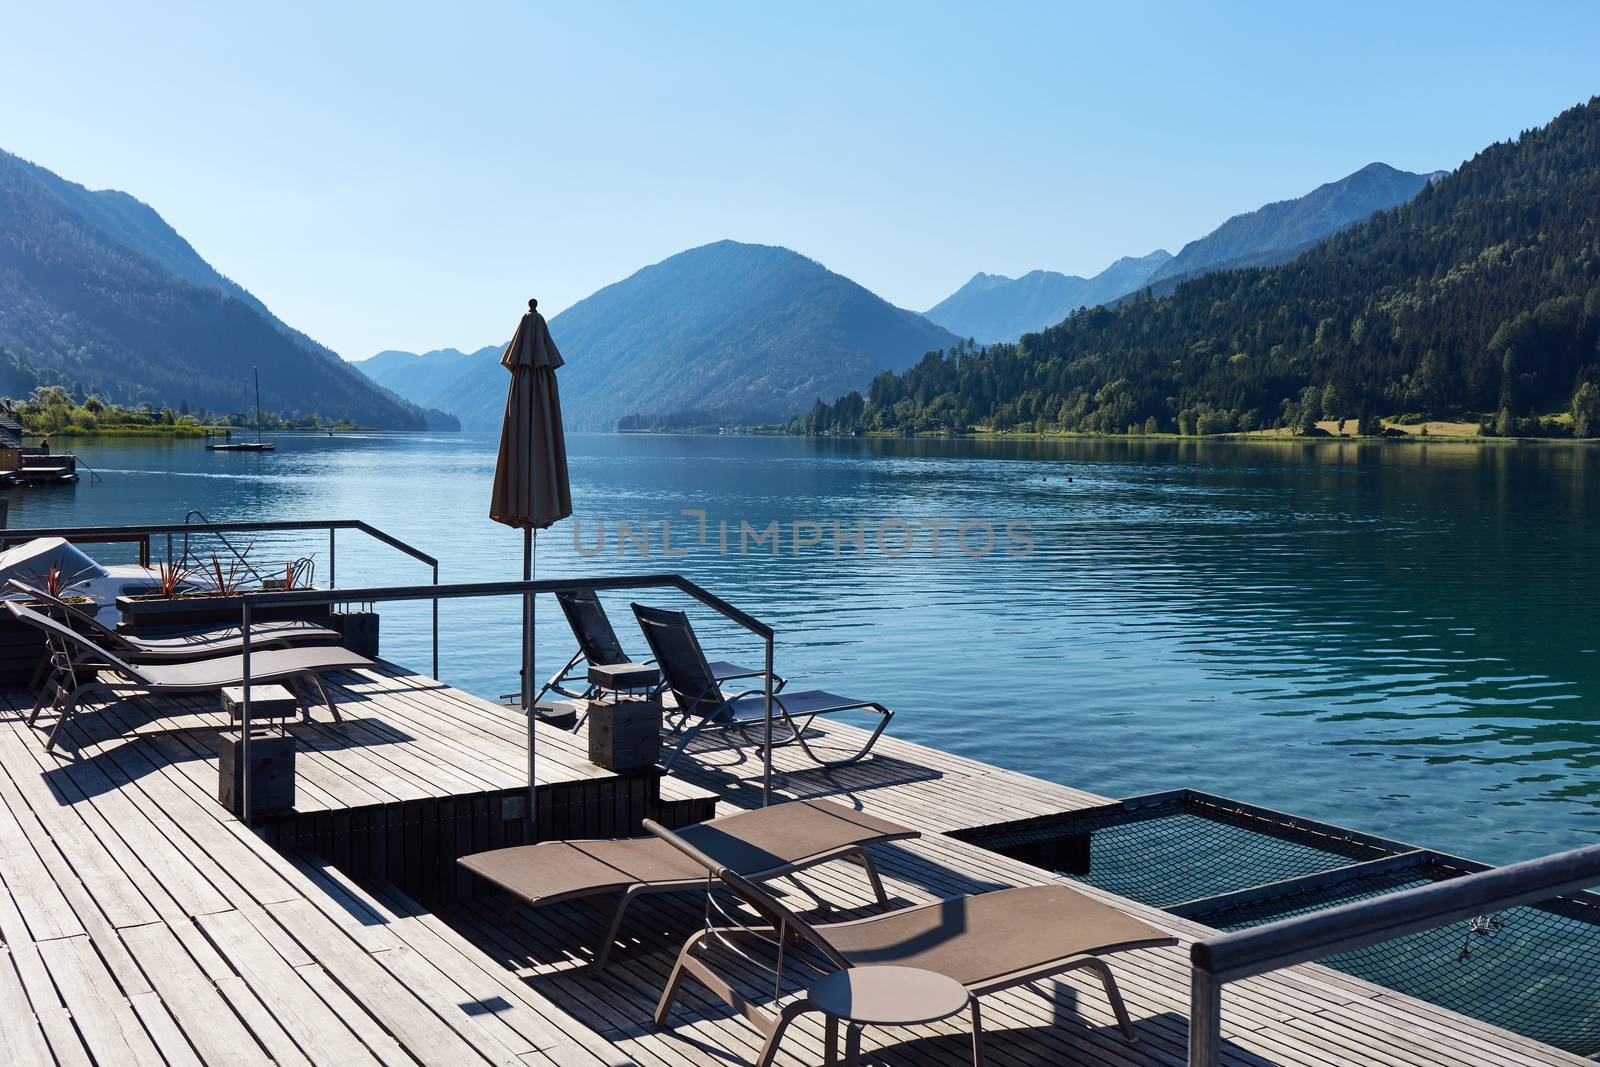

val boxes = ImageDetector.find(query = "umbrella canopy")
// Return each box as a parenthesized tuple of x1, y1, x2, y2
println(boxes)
(491, 299, 572, 833)
(490, 303, 572, 530)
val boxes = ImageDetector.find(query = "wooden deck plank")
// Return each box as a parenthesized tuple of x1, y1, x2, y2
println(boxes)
(126, 990, 206, 1067)
(120, 919, 275, 1067)
(293, 859, 630, 1066)
(269, 894, 533, 1067)
(0, 787, 85, 942)
(197, 907, 387, 1067)
(0, 942, 53, 1067)
(0, 868, 95, 1067)
(0, 660, 1586, 1067)
(36, 934, 166, 1067)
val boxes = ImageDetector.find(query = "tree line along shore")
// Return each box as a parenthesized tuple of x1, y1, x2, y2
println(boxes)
(5, 386, 366, 437)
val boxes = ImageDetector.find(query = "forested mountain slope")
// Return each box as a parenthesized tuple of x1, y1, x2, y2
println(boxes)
(1144, 163, 1444, 293)
(0, 150, 436, 427)
(798, 99, 1600, 437)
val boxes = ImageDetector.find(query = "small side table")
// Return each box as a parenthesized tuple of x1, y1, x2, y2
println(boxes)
(809, 965, 979, 1066)
(221, 683, 303, 722)
(586, 662, 661, 694)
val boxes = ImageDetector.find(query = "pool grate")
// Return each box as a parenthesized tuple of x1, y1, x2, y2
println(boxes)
(950, 789, 1600, 1057)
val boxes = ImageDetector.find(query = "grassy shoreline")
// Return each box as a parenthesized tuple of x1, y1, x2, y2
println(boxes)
(839, 423, 1595, 445)
(22, 425, 369, 439)
(29, 425, 212, 439)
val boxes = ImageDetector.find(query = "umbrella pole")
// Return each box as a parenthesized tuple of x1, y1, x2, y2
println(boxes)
(523, 527, 536, 835)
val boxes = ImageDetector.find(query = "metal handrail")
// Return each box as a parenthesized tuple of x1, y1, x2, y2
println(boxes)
(234, 574, 777, 826)
(183, 509, 269, 585)
(1187, 842, 1600, 1064)
(0, 518, 439, 570)
(1, 517, 441, 676)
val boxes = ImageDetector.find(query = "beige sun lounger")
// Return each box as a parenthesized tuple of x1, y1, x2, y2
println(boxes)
(458, 799, 918, 971)
(6, 601, 374, 751)
(644, 816, 1179, 1067)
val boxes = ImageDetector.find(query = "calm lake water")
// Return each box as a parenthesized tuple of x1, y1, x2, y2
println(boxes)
(10, 431, 1600, 866)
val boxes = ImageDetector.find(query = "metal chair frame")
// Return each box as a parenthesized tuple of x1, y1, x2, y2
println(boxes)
(633, 603, 891, 770)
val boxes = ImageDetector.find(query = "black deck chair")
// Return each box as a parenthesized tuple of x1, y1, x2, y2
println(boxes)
(536, 588, 779, 709)
(632, 602, 892, 770)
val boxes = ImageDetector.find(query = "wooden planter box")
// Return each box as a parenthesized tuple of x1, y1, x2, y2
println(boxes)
(116, 593, 334, 636)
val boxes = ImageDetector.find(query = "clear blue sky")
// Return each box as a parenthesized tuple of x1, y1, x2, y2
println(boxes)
(4, 1, 1598, 358)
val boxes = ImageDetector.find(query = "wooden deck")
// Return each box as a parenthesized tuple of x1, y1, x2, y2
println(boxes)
(0, 663, 1582, 1066)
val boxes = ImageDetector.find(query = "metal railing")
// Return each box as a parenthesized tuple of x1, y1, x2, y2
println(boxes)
(182, 510, 271, 586)
(0, 518, 440, 673)
(1187, 842, 1600, 1064)
(234, 573, 777, 824)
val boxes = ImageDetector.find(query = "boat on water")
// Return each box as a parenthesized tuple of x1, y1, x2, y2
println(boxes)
(206, 440, 275, 452)
(207, 367, 276, 452)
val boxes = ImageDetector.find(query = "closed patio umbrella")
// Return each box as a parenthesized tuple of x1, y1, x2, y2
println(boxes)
(490, 298, 572, 827)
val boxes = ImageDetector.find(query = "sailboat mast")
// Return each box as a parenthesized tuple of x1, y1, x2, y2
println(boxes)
(253, 367, 262, 443)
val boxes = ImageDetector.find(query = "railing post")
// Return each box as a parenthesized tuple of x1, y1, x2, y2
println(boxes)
(762, 636, 773, 808)
(328, 528, 336, 588)
(432, 563, 440, 680)
(240, 600, 253, 828)
(1189, 967, 1222, 1067)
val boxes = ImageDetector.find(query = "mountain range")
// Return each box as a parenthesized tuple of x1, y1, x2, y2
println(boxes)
(367, 160, 1444, 429)
(923, 250, 1172, 343)
(355, 346, 499, 420)
(0, 144, 1454, 435)
(799, 98, 1600, 438)
(0, 149, 448, 428)
(923, 162, 1443, 343)
(357, 241, 960, 431)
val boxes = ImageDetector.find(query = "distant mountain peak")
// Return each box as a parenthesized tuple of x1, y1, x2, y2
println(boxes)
(361, 238, 959, 430)
(925, 161, 1439, 344)
(1147, 162, 1440, 290)
(923, 249, 1173, 342)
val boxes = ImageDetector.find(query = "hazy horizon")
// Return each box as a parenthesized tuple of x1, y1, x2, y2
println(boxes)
(4, 1, 1598, 358)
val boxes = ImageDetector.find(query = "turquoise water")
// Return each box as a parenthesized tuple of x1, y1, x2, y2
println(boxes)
(12, 431, 1600, 866)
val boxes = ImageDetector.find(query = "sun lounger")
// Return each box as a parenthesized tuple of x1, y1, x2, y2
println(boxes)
(6, 601, 374, 751)
(644, 816, 1179, 1067)
(458, 798, 917, 971)
(5, 579, 340, 662)
(633, 603, 892, 769)
(536, 588, 777, 707)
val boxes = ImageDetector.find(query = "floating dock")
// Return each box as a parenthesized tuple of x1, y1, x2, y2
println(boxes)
(0, 656, 1583, 1066)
